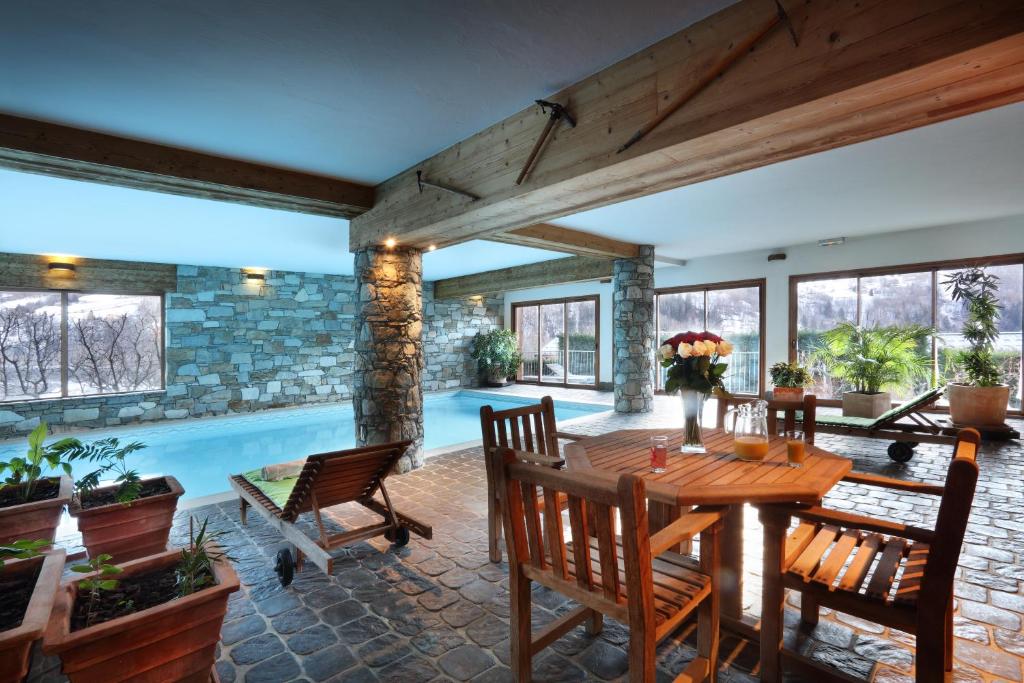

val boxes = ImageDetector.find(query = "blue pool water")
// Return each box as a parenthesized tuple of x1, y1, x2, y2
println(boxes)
(0, 391, 606, 500)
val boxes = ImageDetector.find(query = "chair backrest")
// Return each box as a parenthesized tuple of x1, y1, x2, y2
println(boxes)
(918, 428, 981, 605)
(715, 394, 817, 444)
(282, 441, 412, 520)
(490, 445, 654, 625)
(480, 396, 560, 458)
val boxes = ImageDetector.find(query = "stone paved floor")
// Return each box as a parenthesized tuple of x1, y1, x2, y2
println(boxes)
(27, 392, 1024, 682)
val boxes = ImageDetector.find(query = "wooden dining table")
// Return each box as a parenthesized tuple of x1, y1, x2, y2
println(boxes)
(574, 427, 852, 627)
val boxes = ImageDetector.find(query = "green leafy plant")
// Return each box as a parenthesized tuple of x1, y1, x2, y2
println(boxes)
(55, 437, 147, 504)
(72, 554, 123, 628)
(943, 267, 1003, 386)
(769, 361, 812, 388)
(811, 322, 933, 394)
(0, 422, 76, 502)
(0, 539, 47, 571)
(175, 517, 226, 598)
(470, 329, 522, 379)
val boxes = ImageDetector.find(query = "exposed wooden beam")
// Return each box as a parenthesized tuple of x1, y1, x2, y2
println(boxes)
(0, 252, 177, 294)
(0, 114, 375, 219)
(351, 0, 1024, 250)
(433, 256, 612, 299)
(485, 223, 639, 259)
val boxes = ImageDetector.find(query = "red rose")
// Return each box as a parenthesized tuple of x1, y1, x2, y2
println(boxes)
(682, 332, 699, 344)
(702, 331, 721, 343)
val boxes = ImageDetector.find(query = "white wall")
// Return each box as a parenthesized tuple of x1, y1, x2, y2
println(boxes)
(504, 215, 1024, 385)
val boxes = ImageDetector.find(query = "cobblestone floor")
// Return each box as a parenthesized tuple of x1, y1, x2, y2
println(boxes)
(28, 393, 1024, 682)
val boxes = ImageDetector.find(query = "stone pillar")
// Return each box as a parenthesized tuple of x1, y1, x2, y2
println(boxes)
(353, 247, 424, 472)
(613, 244, 655, 413)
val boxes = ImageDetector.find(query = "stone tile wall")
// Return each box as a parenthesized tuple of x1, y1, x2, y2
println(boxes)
(423, 285, 504, 392)
(612, 244, 655, 413)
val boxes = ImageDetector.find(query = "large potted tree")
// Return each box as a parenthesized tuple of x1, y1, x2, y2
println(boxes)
(812, 323, 933, 418)
(470, 329, 523, 387)
(0, 541, 65, 683)
(0, 423, 74, 547)
(943, 267, 1012, 426)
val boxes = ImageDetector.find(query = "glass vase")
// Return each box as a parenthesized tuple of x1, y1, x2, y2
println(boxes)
(680, 389, 707, 453)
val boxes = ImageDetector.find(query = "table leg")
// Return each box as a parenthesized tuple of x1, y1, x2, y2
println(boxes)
(759, 505, 789, 683)
(720, 504, 744, 620)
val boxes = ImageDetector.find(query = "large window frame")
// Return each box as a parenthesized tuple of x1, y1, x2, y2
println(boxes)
(655, 278, 766, 397)
(0, 287, 166, 403)
(511, 295, 600, 389)
(788, 252, 1024, 414)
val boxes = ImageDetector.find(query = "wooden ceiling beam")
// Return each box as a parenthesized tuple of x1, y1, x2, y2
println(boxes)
(351, 0, 1024, 251)
(433, 256, 612, 299)
(0, 113, 374, 219)
(485, 223, 639, 259)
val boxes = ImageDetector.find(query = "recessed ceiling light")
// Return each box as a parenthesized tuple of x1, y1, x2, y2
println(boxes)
(427, 244, 437, 251)
(384, 238, 397, 248)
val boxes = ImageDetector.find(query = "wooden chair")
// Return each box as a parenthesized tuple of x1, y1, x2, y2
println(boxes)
(480, 396, 583, 562)
(491, 445, 725, 682)
(229, 441, 433, 580)
(758, 428, 982, 682)
(716, 394, 817, 445)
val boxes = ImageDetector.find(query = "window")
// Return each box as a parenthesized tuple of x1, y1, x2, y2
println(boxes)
(512, 296, 598, 388)
(656, 280, 765, 396)
(791, 256, 1023, 411)
(0, 290, 164, 401)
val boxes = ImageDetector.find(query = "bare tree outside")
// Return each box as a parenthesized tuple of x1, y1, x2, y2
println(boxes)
(0, 291, 62, 400)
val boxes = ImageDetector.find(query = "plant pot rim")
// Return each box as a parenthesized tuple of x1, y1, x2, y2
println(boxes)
(68, 475, 184, 518)
(0, 550, 66, 646)
(43, 544, 239, 654)
(0, 475, 73, 516)
(842, 390, 890, 396)
(948, 382, 1010, 389)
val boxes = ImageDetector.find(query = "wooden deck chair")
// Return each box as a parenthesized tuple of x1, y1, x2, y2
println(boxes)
(480, 396, 583, 563)
(228, 441, 432, 583)
(491, 445, 725, 682)
(758, 429, 981, 682)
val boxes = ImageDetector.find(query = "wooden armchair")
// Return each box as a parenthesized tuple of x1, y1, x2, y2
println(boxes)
(490, 446, 725, 682)
(480, 396, 583, 563)
(716, 394, 817, 444)
(758, 428, 981, 682)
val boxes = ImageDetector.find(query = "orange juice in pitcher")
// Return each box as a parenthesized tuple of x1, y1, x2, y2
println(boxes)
(723, 400, 770, 462)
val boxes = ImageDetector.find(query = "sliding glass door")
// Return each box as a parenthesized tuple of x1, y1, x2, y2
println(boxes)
(512, 296, 599, 388)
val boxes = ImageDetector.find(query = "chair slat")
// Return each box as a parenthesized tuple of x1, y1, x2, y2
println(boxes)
(566, 495, 594, 590)
(521, 416, 535, 452)
(784, 522, 818, 566)
(510, 418, 522, 450)
(543, 486, 569, 579)
(593, 503, 620, 601)
(865, 538, 908, 601)
(837, 533, 881, 593)
(533, 412, 547, 455)
(893, 542, 929, 605)
(522, 482, 547, 569)
(810, 529, 860, 588)
(789, 526, 840, 578)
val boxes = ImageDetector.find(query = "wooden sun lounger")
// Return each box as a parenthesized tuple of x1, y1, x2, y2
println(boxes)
(228, 441, 432, 580)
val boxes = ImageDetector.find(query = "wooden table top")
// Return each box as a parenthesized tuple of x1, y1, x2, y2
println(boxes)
(576, 428, 852, 507)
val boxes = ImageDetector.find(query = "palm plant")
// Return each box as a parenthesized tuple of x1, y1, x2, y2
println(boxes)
(811, 322, 933, 394)
(943, 267, 1002, 386)
(54, 437, 147, 504)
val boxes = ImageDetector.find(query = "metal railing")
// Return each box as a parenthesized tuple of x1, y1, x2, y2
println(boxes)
(520, 349, 596, 384)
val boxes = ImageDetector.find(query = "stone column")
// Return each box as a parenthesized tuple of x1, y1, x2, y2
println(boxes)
(613, 244, 655, 413)
(353, 247, 424, 472)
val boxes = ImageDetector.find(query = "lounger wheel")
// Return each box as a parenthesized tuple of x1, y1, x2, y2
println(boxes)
(385, 526, 410, 547)
(887, 442, 915, 463)
(275, 548, 295, 587)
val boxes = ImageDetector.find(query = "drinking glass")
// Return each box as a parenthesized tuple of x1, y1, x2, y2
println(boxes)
(786, 430, 807, 468)
(650, 435, 669, 473)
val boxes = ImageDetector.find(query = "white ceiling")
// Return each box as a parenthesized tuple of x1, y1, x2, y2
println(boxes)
(0, 0, 733, 183)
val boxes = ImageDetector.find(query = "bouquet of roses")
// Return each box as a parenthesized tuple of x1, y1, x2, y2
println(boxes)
(658, 331, 733, 395)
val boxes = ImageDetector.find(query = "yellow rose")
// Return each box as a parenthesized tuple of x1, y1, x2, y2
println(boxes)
(659, 344, 674, 360)
(717, 340, 734, 357)
(692, 340, 709, 356)
(677, 342, 694, 358)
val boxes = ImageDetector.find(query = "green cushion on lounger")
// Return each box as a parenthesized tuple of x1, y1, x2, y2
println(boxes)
(813, 387, 944, 430)
(873, 386, 944, 423)
(813, 414, 879, 428)
(242, 469, 297, 509)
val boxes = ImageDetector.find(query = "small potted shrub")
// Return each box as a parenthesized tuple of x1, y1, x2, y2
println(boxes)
(769, 361, 812, 401)
(812, 322, 933, 418)
(56, 437, 184, 562)
(0, 540, 65, 683)
(470, 328, 523, 387)
(0, 423, 74, 547)
(943, 267, 1011, 426)
(43, 518, 239, 682)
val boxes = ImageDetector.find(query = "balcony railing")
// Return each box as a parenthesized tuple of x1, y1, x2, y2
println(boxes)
(520, 349, 596, 385)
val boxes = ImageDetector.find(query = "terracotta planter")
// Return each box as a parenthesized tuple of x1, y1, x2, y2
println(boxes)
(0, 550, 65, 683)
(0, 476, 72, 547)
(772, 386, 805, 402)
(947, 383, 1010, 427)
(69, 475, 184, 563)
(43, 546, 239, 683)
(842, 391, 891, 419)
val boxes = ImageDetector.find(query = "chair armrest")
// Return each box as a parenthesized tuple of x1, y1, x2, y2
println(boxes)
(512, 450, 565, 468)
(780, 504, 935, 544)
(649, 506, 727, 557)
(842, 471, 944, 496)
(555, 431, 585, 441)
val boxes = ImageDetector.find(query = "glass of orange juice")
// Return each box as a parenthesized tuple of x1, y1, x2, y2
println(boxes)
(786, 430, 807, 468)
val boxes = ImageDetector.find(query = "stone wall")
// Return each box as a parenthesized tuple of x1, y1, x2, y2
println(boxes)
(0, 261, 502, 439)
(612, 245, 656, 413)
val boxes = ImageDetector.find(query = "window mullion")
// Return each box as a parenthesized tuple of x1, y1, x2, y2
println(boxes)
(60, 292, 69, 398)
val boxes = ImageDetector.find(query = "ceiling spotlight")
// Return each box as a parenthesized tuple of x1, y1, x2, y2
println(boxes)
(818, 237, 846, 247)
(384, 238, 397, 248)
(427, 244, 437, 251)
(244, 272, 266, 282)
(47, 262, 76, 274)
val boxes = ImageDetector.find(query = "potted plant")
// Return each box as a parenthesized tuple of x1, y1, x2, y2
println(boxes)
(659, 331, 733, 453)
(768, 361, 812, 401)
(0, 422, 75, 547)
(0, 540, 65, 683)
(43, 517, 239, 682)
(56, 437, 184, 562)
(812, 322, 933, 418)
(471, 329, 523, 387)
(943, 267, 1011, 426)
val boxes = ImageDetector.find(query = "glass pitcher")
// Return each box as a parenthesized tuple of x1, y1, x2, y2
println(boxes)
(723, 399, 770, 461)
